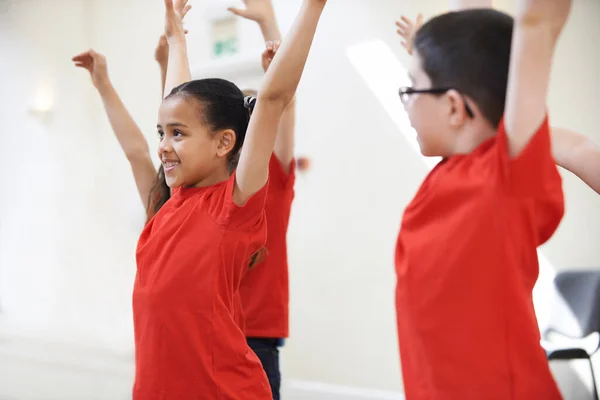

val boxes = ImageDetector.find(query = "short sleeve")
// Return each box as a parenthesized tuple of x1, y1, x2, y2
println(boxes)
(211, 172, 269, 231)
(269, 154, 296, 191)
(495, 115, 562, 198)
(494, 115, 564, 245)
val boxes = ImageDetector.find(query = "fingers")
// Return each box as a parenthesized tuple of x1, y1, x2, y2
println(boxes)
(72, 48, 95, 60)
(396, 16, 414, 30)
(395, 22, 409, 38)
(227, 7, 246, 17)
(72, 56, 92, 71)
(71, 53, 89, 62)
(400, 15, 414, 26)
(396, 14, 420, 40)
(265, 40, 281, 52)
(165, 0, 174, 14)
(181, 4, 191, 18)
(396, 27, 409, 39)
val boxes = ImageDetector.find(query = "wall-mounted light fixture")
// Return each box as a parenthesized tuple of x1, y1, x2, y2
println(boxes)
(29, 86, 54, 125)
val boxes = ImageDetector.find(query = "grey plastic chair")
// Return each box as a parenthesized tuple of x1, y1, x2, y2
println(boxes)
(543, 270, 600, 400)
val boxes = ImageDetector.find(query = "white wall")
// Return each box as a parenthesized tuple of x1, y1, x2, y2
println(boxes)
(0, 0, 598, 398)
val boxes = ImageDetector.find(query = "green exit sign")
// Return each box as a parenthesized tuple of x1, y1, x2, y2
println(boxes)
(211, 17, 239, 58)
(213, 38, 238, 57)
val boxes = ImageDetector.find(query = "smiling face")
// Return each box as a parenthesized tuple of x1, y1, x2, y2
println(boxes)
(156, 95, 223, 188)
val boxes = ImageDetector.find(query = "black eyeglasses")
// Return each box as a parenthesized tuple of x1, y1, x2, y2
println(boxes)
(398, 86, 474, 118)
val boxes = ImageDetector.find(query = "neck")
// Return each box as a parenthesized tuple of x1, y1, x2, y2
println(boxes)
(191, 170, 230, 189)
(452, 118, 497, 155)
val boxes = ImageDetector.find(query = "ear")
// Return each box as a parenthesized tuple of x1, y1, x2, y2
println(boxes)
(446, 89, 470, 127)
(215, 129, 237, 158)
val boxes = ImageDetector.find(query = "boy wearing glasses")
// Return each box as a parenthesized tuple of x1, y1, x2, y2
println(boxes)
(394, 1, 571, 399)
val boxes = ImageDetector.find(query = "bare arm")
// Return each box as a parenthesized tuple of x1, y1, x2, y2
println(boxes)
(230, 0, 296, 173)
(73, 50, 157, 213)
(163, 0, 192, 98)
(155, 35, 169, 97)
(504, 0, 571, 157)
(274, 98, 296, 172)
(234, 0, 326, 205)
(258, 6, 296, 172)
(552, 128, 600, 194)
(98, 84, 157, 209)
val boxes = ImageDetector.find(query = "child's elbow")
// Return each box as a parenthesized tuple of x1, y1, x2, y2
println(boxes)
(515, 5, 570, 33)
(257, 90, 294, 111)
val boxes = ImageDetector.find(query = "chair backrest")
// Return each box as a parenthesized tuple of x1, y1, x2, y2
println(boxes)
(546, 270, 600, 338)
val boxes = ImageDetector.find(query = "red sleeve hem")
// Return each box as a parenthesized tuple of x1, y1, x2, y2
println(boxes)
(495, 114, 561, 197)
(269, 154, 296, 190)
(221, 171, 269, 231)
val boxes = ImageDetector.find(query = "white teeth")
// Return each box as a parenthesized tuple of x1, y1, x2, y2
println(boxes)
(163, 161, 179, 168)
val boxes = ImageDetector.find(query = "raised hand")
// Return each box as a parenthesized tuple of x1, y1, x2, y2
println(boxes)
(72, 49, 110, 89)
(155, 35, 169, 65)
(155, 30, 188, 66)
(395, 13, 423, 55)
(164, 0, 192, 40)
(227, 0, 275, 24)
(261, 40, 280, 73)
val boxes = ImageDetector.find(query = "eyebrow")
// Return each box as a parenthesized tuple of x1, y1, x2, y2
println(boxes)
(156, 123, 189, 129)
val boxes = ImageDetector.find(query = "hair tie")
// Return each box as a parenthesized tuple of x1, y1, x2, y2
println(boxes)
(243, 96, 257, 111)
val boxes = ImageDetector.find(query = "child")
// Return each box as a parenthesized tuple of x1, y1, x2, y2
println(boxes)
(72, 40, 279, 222)
(228, 2, 296, 398)
(72, 29, 189, 221)
(393, 0, 571, 398)
(396, 11, 600, 196)
(133, 0, 326, 398)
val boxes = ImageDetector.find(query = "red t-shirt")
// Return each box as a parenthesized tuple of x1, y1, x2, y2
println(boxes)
(133, 173, 272, 399)
(232, 291, 246, 334)
(239, 154, 296, 338)
(395, 117, 564, 400)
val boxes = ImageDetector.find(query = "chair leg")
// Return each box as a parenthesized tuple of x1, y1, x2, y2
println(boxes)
(589, 358, 599, 400)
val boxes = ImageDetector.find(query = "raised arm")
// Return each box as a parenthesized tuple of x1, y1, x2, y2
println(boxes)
(229, 0, 296, 173)
(155, 35, 169, 97)
(504, 0, 572, 157)
(552, 128, 600, 194)
(155, 30, 188, 97)
(163, 0, 192, 98)
(72, 50, 156, 214)
(234, 0, 326, 205)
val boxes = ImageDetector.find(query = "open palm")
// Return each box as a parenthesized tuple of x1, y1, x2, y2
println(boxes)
(164, 0, 192, 39)
(395, 14, 423, 55)
(227, 0, 275, 24)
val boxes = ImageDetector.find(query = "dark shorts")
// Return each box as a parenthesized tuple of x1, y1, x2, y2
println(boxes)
(247, 337, 281, 400)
